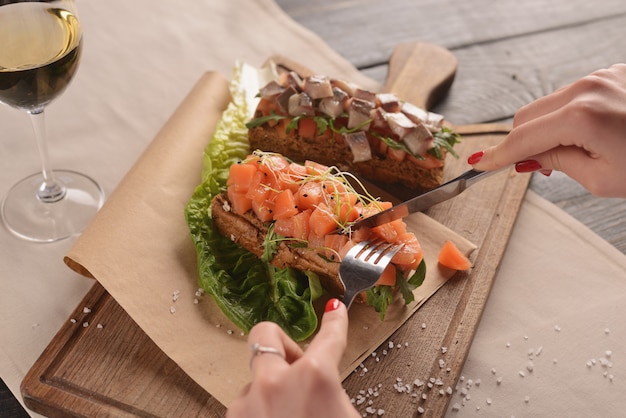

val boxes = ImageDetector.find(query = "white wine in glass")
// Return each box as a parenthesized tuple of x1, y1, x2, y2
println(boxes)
(0, 0, 104, 242)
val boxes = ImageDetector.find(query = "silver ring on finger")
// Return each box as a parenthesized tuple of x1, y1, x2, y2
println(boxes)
(249, 343, 285, 369)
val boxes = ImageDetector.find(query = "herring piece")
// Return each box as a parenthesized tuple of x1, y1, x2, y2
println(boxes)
(343, 131, 372, 162)
(384, 111, 417, 139)
(330, 78, 357, 97)
(285, 71, 304, 91)
(347, 98, 374, 130)
(377, 93, 402, 112)
(303, 75, 334, 99)
(402, 122, 434, 156)
(354, 88, 377, 103)
(276, 85, 297, 113)
(288, 92, 315, 117)
(319, 87, 349, 118)
(402, 101, 445, 132)
(259, 80, 285, 99)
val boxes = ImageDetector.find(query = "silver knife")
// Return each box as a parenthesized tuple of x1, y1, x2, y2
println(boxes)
(350, 167, 507, 229)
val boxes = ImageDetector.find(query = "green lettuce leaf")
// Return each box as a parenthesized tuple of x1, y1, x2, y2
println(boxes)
(185, 63, 319, 341)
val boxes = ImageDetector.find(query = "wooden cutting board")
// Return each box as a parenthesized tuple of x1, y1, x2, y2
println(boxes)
(21, 43, 528, 418)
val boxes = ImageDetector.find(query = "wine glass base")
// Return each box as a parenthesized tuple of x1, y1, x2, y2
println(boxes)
(1, 170, 105, 243)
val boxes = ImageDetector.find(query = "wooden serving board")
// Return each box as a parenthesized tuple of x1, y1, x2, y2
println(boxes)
(21, 43, 529, 417)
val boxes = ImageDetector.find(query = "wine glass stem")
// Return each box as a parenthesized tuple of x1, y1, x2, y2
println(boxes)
(28, 109, 66, 203)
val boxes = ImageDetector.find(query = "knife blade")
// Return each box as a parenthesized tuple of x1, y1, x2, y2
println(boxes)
(350, 167, 506, 230)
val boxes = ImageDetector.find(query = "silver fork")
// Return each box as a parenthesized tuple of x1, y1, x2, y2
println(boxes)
(339, 239, 404, 309)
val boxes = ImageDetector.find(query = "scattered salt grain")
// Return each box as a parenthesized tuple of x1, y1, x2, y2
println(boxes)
(170, 306, 176, 314)
(70, 318, 77, 324)
(172, 290, 180, 302)
(554, 325, 561, 332)
(605, 328, 611, 335)
(536, 346, 543, 356)
(606, 350, 613, 358)
(97, 323, 104, 329)
(486, 398, 492, 405)
(439, 359, 445, 369)
(518, 371, 525, 378)
(417, 406, 424, 414)
(451, 403, 461, 412)
(421, 323, 426, 329)
(491, 368, 497, 375)
(83, 307, 91, 314)
(441, 346, 448, 354)
(524, 396, 530, 403)
(526, 361, 534, 373)
(475, 379, 481, 387)
(496, 377, 503, 385)
(227, 329, 234, 335)
(506, 342, 511, 348)
(82, 322, 89, 328)
(193, 298, 199, 304)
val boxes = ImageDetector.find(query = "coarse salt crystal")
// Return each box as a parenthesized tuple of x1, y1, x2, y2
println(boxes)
(170, 306, 176, 314)
(97, 323, 104, 329)
(486, 398, 492, 405)
(83, 307, 91, 314)
(83, 322, 89, 328)
(70, 318, 77, 324)
(527, 361, 534, 372)
(388, 341, 394, 349)
(439, 359, 445, 368)
(491, 368, 497, 375)
(519, 371, 525, 377)
(497, 377, 503, 385)
(605, 328, 611, 335)
(475, 379, 481, 387)
(524, 396, 530, 403)
(421, 323, 426, 329)
(606, 350, 613, 358)
(554, 325, 561, 332)
(417, 406, 424, 414)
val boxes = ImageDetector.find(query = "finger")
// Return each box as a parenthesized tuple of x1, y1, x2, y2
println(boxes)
(513, 66, 617, 128)
(247, 321, 304, 377)
(303, 298, 349, 368)
(471, 104, 591, 171)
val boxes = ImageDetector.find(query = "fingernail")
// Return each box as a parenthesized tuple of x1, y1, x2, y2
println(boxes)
(325, 298, 341, 313)
(515, 160, 543, 173)
(467, 151, 484, 165)
(540, 169, 553, 177)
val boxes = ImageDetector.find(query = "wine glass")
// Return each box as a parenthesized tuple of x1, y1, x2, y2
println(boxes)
(0, 0, 104, 242)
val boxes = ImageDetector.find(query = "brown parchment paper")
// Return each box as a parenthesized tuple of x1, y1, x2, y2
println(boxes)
(64, 72, 476, 407)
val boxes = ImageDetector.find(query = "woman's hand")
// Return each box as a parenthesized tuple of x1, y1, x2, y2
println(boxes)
(226, 298, 360, 418)
(468, 64, 626, 197)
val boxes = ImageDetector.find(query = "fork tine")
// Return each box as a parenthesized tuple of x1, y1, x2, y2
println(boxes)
(339, 239, 404, 309)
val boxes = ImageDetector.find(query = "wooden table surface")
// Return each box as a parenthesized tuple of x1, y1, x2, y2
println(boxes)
(277, 0, 626, 255)
(4, 1, 626, 416)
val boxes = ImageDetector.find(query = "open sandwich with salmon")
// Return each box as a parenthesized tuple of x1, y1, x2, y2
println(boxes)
(185, 63, 461, 342)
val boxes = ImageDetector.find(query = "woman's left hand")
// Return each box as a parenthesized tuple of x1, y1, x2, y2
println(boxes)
(226, 298, 360, 418)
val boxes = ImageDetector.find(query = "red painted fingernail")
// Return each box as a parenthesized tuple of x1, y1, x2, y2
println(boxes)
(325, 298, 341, 313)
(515, 160, 543, 173)
(467, 151, 484, 165)
(540, 169, 553, 177)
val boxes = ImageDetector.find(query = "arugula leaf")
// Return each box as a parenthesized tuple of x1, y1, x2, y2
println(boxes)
(365, 259, 427, 319)
(430, 127, 461, 159)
